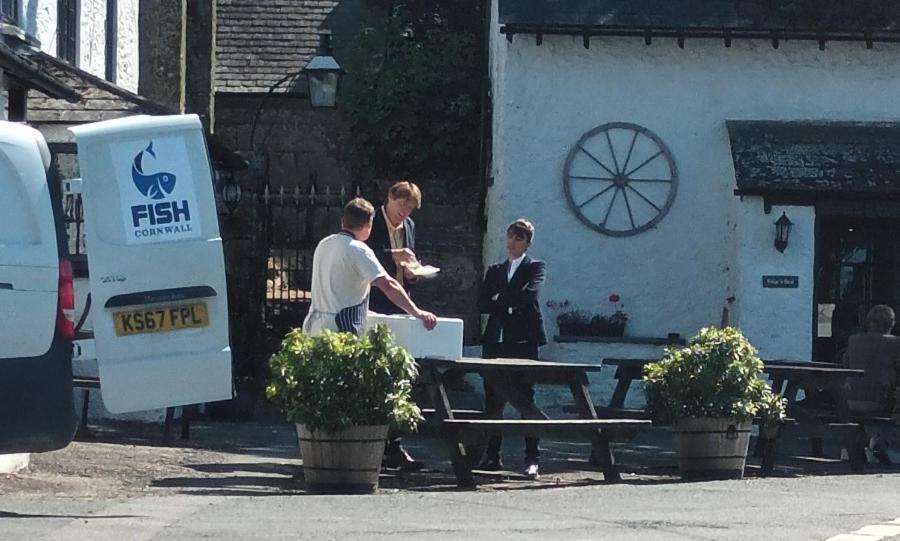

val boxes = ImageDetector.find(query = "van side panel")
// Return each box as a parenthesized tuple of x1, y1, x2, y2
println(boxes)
(0, 121, 76, 453)
(0, 337, 76, 453)
(0, 128, 61, 359)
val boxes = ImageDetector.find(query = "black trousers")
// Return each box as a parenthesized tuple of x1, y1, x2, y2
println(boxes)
(482, 341, 540, 463)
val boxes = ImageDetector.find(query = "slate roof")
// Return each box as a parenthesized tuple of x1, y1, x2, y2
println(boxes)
(24, 49, 171, 124)
(728, 121, 900, 196)
(24, 50, 246, 170)
(0, 41, 79, 100)
(216, 0, 360, 94)
(499, 0, 900, 43)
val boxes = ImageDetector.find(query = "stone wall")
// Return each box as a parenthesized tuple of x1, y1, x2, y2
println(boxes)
(138, 0, 185, 111)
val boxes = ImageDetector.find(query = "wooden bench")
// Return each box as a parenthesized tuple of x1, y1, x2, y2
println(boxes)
(443, 419, 651, 481)
(759, 361, 865, 472)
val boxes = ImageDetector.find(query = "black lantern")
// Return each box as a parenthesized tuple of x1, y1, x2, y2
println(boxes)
(304, 32, 342, 108)
(774, 211, 792, 253)
(221, 171, 243, 214)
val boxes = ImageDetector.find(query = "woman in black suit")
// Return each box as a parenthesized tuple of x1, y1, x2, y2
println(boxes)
(477, 219, 547, 479)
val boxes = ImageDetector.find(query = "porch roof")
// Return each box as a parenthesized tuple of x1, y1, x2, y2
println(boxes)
(728, 121, 900, 201)
(23, 49, 247, 172)
(498, 0, 900, 45)
(0, 42, 79, 101)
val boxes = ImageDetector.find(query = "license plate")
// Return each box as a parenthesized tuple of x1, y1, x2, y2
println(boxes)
(113, 303, 209, 337)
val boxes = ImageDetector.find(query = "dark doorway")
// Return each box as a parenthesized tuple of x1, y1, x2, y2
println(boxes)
(815, 218, 900, 363)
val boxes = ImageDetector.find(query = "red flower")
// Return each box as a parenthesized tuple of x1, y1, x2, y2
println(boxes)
(609, 294, 620, 303)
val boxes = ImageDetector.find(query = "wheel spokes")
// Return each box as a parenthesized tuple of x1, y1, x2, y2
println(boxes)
(605, 130, 621, 174)
(622, 189, 636, 230)
(577, 183, 616, 209)
(601, 187, 620, 226)
(569, 175, 615, 181)
(624, 150, 663, 177)
(578, 145, 617, 177)
(621, 130, 639, 175)
(628, 178, 672, 183)
(626, 184, 662, 212)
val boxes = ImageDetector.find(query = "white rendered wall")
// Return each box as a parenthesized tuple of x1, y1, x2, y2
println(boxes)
(22, 0, 139, 92)
(115, 0, 139, 92)
(21, 0, 56, 53)
(731, 202, 816, 361)
(488, 14, 900, 360)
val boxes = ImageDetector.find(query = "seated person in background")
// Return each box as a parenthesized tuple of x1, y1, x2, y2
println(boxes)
(841, 304, 900, 415)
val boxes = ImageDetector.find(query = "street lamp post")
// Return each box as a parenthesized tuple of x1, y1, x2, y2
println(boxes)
(304, 32, 342, 108)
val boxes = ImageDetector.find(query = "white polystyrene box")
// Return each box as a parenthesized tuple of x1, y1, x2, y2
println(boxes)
(366, 314, 463, 360)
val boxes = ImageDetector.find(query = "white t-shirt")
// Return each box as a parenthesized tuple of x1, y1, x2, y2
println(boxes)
(302, 232, 388, 335)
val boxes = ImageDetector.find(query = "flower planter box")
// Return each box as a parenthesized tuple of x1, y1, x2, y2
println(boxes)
(557, 321, 625, 338)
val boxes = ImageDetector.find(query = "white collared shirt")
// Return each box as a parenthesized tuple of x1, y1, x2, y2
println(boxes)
(382, 207, 405, 282)
(499, 252, 527, 343)
(507, 253, 526, 282)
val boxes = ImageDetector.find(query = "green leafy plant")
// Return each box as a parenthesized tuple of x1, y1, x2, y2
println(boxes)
(265, 325, 422, 432)
(643, 326, 785, 426)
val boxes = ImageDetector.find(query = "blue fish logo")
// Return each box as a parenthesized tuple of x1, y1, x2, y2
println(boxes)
(131, 142, 176, 200)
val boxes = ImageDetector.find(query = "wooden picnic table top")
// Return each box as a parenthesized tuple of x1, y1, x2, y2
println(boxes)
(763, 364, 863, 377)
(763, 359, 844, 369)
(416, 357, 605, 372)
(602, 357, 657, 367)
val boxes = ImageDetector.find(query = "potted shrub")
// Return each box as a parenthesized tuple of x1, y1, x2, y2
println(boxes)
(643, 326, 785, 480)
(266, 325, 422, 494)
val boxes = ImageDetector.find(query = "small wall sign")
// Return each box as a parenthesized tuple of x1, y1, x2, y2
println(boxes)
(762, 275, 799, 288)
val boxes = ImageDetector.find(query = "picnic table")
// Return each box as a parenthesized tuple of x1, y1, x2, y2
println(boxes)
(595, 357, 869, 472)
(759, 360, 865, 471)
(416, 357, 650, 487)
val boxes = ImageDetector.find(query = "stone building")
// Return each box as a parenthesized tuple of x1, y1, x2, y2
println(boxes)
(487, 0, 900, 379)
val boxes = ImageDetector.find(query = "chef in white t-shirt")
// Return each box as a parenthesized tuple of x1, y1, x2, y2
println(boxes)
(302, 197, 437, 335)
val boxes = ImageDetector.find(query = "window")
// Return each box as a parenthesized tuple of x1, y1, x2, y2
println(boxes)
(104, 0, 117, 82)
(57, 0, 78, 64)
(0, 0, 18, 25)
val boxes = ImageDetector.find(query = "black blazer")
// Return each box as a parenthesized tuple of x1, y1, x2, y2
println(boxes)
(478, 255, 547, 346)
(366, 206, 416, 314)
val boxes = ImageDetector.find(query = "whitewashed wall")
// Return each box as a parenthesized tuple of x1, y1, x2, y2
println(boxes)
(731, 202, 815, 361)
(115, 0, 139, 92)
(488, 8, 900, 365)
(22, 0, 139, 92)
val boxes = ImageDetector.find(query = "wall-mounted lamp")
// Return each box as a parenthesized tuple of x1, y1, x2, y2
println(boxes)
(774, 211, 792, 253)
(220, 170, 243, 214)
(304, 32, 342, 108)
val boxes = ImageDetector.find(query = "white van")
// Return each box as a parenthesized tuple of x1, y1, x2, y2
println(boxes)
(0, 122, 77, 453)
(0, 115, 233, 452)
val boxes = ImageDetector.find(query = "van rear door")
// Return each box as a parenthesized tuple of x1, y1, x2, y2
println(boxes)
(0, 124, 61, 358)
(70, 114, 232, 413)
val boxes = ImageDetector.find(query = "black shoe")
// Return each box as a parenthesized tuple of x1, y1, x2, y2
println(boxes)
(383, 447, 424, 471)
(477, 457, 503, 471)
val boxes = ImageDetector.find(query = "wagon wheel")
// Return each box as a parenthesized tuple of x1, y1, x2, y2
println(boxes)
(563, 122, 678, 237)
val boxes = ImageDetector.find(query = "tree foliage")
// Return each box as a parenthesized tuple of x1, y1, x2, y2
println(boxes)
(341, 0, 485, 178)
